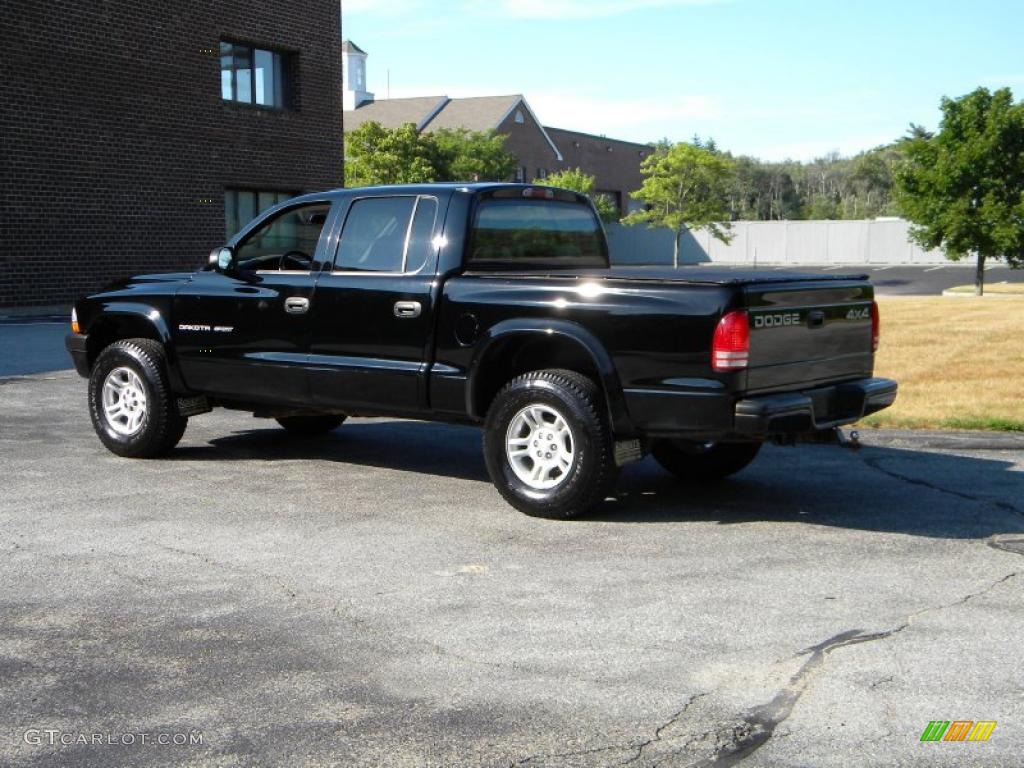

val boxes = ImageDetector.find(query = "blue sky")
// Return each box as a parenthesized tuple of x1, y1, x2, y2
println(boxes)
(342, 0, 1023, 161)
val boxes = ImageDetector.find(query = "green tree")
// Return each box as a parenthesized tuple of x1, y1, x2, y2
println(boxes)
(535, 167, 619, 222)
(623, 141, 736, 266)
(895, 87, 1024, 294)
(345, 122, 517, 187)
(431, 128, 517, 182)
(344, 121, 437, 186)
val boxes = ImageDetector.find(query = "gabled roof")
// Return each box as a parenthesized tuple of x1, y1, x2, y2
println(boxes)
(344, 96, 449, 132)
(420, 95, 523, 133)
(341, 40, 367, 55)
(345, 94, 563, 162)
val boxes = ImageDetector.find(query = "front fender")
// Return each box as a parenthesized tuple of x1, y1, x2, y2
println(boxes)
(467, 318, 633, 435)
(84, 302, 186, 391)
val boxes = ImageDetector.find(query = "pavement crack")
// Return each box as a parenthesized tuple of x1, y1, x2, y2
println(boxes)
(868, 674, 894, 690)
(988, 536, 1024, 556)
(860, 452, 1024, 519)
(620, 693, 708, 765)
(687, 570, 1019, 767)
(687, 628, 899, 768)
(510, 693, 707, 768)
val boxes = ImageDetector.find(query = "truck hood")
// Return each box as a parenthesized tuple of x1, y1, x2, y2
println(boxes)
(99, 271, 197, 293)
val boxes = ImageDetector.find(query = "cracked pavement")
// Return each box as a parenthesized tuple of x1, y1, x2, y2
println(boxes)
(2, 372, 1023, 767)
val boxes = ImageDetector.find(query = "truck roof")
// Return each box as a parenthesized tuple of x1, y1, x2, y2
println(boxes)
(293, 182, 548, 203)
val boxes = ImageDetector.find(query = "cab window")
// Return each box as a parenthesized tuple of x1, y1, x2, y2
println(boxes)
(235, 202, 331, 271)
(336, 196, 416, 272)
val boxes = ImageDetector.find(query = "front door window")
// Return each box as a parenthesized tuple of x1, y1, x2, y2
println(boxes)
(235, 202, 331, 272)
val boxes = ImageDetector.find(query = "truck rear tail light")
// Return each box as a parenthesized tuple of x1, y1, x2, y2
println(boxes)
(712, 309, 749, 371)
(870, 300, 880, 352)
(71, 307, 81, 335)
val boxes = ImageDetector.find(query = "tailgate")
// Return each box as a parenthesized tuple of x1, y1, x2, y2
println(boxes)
(743, 280, 874, 393)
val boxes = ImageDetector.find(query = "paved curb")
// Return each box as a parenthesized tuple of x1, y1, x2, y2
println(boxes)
(858, 427, 1024, 451)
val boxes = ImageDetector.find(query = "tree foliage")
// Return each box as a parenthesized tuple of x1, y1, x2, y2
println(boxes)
(895, 87, 1024, 294)
(535, 167, 619, 222)
(624, 141, 736, 266)
(344, 122, 437, 186)
(726, 147, 902, 221)
(344, 121, 516, 186)
(431, 128, 518, 183)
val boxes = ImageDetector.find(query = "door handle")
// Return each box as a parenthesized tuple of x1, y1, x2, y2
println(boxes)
(394, 301, 422, 319)
(284, 296, 310, 315)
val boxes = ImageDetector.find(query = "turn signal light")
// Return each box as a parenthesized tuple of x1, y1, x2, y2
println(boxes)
(71, 307, 81, 335)
(712, 309, 749, 371)
(870, 300, 880, 352)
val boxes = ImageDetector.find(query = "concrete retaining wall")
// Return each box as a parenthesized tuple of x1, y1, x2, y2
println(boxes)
(606, 218, 947, 266)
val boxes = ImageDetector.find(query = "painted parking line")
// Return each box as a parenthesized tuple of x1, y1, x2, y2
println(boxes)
(823, 266, 846, 270)
(924, 266, 945, 271)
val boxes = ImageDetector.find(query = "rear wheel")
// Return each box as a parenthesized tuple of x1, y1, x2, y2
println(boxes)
(88, 339, 187, 458)
(483, 369, 617, 519)
(651, 439, 762, 482)
(275, 415, 346, 436)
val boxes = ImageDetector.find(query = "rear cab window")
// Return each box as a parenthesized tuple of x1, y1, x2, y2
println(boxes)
(468, 189, 608, 270)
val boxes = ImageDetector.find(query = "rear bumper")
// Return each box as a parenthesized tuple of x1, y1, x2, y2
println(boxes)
(65, 333, 90, 377)
(734, 377, 898, 437)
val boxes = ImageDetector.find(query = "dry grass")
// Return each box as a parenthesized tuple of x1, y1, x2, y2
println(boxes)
(859, 296, 1024, 431)
(945, 282, 1024, 295)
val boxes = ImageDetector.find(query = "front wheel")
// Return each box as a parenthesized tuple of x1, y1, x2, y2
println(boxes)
(483, 369, 617, 519)
(651, 439, 762, 482)
(88, 339, 187, 458)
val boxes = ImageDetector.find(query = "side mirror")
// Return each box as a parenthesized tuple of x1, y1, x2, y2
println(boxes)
(209, 246, 236, 273)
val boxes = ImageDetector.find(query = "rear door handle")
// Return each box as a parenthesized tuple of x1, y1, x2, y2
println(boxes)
(394, 301, 421, 319)
(284, 296, 310, 315)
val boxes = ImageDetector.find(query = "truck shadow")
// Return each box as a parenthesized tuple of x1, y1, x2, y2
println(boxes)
(175, 419, 1024, 540)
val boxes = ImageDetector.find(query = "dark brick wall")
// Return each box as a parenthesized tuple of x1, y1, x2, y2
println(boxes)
(546, 128, 650, 216)
(496, 107, 562, 183)
(1, 0, 343, 308)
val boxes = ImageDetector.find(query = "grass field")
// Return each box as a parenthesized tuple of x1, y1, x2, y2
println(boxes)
(859, 296, 1024, 431)
(945, 283, 1024, 295)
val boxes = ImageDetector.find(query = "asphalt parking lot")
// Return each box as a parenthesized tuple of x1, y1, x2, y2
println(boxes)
(2, 372, 1023, 767)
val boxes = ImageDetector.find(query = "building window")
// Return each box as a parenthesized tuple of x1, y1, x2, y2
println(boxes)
(514, 110, 525, 124)
(536, 168, 547, 180)
(220, 42, 290, 108)
(515, 166, 526, 182)
(225, 189, 298, 239)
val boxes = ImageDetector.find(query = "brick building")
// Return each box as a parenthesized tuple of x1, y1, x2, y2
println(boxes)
(342, 42, 650, 217)
(1, 1, 344, 309)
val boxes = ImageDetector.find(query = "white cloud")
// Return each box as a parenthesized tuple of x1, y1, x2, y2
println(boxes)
(527, 89, 722, 137)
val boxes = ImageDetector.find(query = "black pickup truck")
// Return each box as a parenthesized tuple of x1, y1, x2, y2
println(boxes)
(66, 183, 896, 518)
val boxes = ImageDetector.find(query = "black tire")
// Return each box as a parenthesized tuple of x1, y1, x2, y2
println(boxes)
(483, 369, 617, 519)
(651, 439, 762, 482)
(275, 415, 346, 436)
(88, 338, 188, 458)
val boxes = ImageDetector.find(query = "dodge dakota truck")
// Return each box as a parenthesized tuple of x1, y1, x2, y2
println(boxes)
(66, 183, 897, 518)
